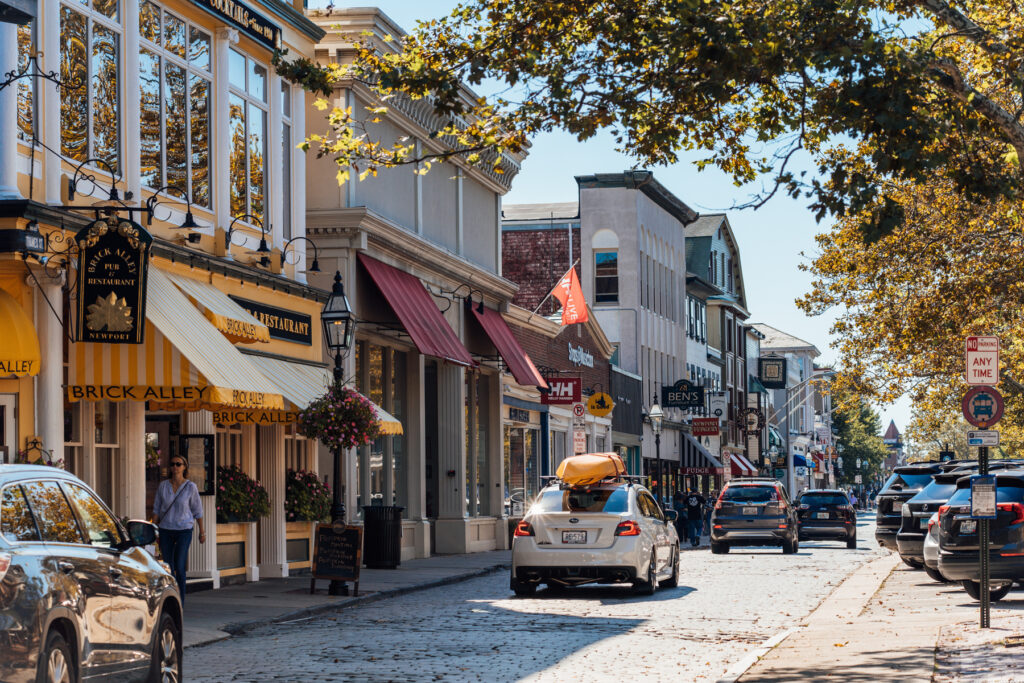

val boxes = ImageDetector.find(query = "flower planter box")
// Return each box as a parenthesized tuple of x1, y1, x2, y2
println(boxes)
(285, 521, 314, 569)
(216, 521, 253, 579)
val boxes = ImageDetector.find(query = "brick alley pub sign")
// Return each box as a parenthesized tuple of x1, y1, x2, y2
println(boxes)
(758, 357, 788, 389)
(190, 0, 279, 49)
(229, 296, 312, 345)
(662, 379, 704, 410)
(75, 218, 152, 344)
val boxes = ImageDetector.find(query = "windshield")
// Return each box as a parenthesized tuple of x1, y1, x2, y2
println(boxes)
(531, 487, 629, 513)
(916, 480, 957, 501)
(886, 473, 934, 490)
(722, 486, 778, 503)
(880, 473, 899, 490)
(799, 493, 848, 506)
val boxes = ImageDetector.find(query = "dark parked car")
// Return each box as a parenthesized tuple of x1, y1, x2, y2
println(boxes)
(938, 469, 1024, 602)
(710, 478, 799, 554)
(0, 465, 182, 682)
(875, 463, 944, 557)
(796, 490, 857, 548)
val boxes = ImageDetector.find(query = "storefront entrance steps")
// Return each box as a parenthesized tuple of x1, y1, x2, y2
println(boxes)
(181, 549, 512, 649)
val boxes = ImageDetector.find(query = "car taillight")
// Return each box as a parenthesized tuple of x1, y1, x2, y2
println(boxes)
(714, 492, 725, 510)
(998, 502, 1024, 525)
(0, 552, 10, 582)
(938, 505, 950, 517)
(513, 520, 534, 537)
(615, 520, 642, 536)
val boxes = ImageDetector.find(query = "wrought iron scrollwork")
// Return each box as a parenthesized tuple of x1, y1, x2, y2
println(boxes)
(67, 157, 129, 203)
(280, 235, 321, 271)
(0, 53, 85, 92)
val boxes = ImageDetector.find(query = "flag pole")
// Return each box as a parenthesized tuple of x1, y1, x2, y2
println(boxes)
(531, 258, 581, 315)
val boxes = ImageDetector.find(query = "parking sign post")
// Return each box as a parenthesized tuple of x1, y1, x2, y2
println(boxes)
(979, 447, 991, 628)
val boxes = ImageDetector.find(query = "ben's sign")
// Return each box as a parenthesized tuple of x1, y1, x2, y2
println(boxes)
(541, 377, 581, 405)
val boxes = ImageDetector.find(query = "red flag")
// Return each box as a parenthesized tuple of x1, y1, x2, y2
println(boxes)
(551, 267, 589, 325)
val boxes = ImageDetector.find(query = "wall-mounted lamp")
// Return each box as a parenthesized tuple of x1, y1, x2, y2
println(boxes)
(280, 235, 321, 272)
(225, 213, 271, 260)
(145, 185, 201, 238)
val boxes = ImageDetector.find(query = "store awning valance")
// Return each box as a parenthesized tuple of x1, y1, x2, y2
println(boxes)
(358, 253, 475, 367)
(67, 268, 284, 411)
(233, 354, 404, 435)
(768, 426, 784, 448)
(164, 271, 270, 344)
(681, 432, 724, 474)
(793, 454, 809, 468)
(730, 453, 758, 477)
(0, 287, 40, 377)
(470, 306, 546, 388)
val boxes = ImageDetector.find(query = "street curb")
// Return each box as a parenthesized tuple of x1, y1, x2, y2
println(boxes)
(186, 562, 511, 649)
(716, 629, 795, 683)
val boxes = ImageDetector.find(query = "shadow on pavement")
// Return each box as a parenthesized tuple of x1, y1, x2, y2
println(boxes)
(741, 646, 936, 682)
(531, 583, 697, 605)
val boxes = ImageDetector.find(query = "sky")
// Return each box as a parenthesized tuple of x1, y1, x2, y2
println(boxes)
(309, 0, 913, 436)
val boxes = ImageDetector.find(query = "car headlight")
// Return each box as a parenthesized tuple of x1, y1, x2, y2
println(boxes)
(901, 503, 910, 517)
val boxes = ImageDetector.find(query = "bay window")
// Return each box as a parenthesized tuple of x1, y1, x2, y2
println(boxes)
(228, 49, 268, 223)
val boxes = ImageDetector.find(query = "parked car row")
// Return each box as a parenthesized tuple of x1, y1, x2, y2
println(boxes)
(880, 459, 1024, 602)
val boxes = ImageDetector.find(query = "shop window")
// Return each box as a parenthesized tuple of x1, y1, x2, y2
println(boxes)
(216, 424, 243, 469)
(139, 1, 212, 207)
(504, 425, 538, 515)
(284, 426, 313, 472)
(228, 49, 268, 223)
(356, 342, 405, 516)
(60, 1, 121, 172)
(465, 371, 490, 517)
(17, 22, 33, 140)
(281, 80, 293, 241)
(594, 250, 618, 304)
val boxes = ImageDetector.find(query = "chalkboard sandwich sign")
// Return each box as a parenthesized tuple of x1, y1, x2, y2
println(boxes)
(310, 523, 363, 596)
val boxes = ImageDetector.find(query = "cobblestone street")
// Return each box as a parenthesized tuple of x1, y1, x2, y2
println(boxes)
(187, 519, 883, 682)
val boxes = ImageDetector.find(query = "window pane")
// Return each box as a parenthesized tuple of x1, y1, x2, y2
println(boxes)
(281, 122, 291, 240)
(62, 483, 120, 547)
(59, 6, 88, 162)
(91, 23, 120, 172)
(280, 80, 290, 117)
(190, 75, 211, 207)
(93, 0, 117, 20)
(21, 481, 83, 544)
(247, 102, 265, 221)
(163, 12, 185, 59)
(189, 26, 210, 71)
(139, 48, 162, 189)
(1, 485, 39, 542)
(249, 61, 266, 101)
(164, 61, 187, 191)
(139, 0, 160, 43)
(17, 23, 32, 140)
(229, 94, 247, 217)
(228, 49, 245, 90)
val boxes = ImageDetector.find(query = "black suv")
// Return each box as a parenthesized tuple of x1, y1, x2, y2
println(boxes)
(875, 463, 943, 556)
(710, 478, 799, 554)
(938, 469, 1024, 601)
(796, 489, 857, 548)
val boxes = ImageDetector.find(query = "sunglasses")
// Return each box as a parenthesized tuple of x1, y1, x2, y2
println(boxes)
(171, 462, 186, 468)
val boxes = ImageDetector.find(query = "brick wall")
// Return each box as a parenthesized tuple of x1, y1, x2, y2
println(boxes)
(511, 319, 609, 391)
(502, 228, 581, 316)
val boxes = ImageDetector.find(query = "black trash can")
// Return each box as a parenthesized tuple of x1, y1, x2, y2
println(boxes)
(362, 505, 404, 568)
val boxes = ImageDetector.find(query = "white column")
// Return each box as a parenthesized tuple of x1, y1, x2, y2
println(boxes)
(34, 279, 64, 468)
(0, 23, 23, 198)
(343, 88, 355, 207)
(405, 352, 428, 557)
(455, 170, 464, 255)
(413, 140, 423, 234)
(290, 85, 306, 283)
(118, 401, 146, 519)
(79, 403, 97, 489)
(268, 73, 283, 252)
(213, 29, 238, 252)
(434, 364, 467, 553)
(42, 0, 62, 204)
(242, 424, 258, 582)
(258, 424, 288, 578)
(186, 410, 219, 589)
(122, 0, 141, 200)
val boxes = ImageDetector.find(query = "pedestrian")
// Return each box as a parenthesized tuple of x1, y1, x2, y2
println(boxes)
(152, 455, 206, 603)
(685, 488, 706, 547)
(705, 489, 717, 535)
(672, 491, 689, 543)
(849, 490, 858, 510)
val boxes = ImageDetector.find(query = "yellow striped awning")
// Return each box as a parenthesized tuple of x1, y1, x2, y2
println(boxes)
(164, 271, 270, 344)
(211, 354, 404, 435)
(67, 268, 284, 411)
(0, 286, 40, 377)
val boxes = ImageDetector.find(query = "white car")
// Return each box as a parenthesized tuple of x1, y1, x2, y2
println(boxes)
(510, 481, 680, 596)
(923, 511, 950, 582)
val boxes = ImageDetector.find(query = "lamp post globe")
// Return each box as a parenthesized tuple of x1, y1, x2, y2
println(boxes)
(648, 397, 664, 504)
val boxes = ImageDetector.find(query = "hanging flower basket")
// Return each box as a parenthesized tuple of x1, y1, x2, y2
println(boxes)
(296, 384, 382, 451)
(216, 465, 270, 523)
(284, 469, 332, 522)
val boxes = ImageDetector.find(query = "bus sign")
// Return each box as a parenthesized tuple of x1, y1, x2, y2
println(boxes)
(962, 386, 1004, 429)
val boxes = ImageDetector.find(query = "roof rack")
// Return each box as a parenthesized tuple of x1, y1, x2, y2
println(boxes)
(542, 474, 646, 490)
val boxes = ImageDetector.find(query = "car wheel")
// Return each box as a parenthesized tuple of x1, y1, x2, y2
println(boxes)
(511, 579, 537, 597)
(36, 630, 75, 683)
(710, 541, 729, 554)
(148, 610, 181, 683)
(900, 556, 924, 569)
(962, 580, 1012, 602)
(662, 546, 680, 588)
(782, 537, 797, 554)
(634, 553, 658, 595)
(846, 535, 857, 549)
(924, 566, 949, 583)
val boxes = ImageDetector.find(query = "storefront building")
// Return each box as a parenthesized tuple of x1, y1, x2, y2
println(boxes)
(0, 0, 348, 588)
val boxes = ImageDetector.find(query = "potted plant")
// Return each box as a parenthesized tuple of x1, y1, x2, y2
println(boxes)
(284, 469, 331, 523)
(216, 465, 271, 523)
(296, 384, 382, 450)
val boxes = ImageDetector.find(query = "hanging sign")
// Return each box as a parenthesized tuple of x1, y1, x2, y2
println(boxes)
(587, 392, 614, 418)
(759, 358, 787, 389)
(962, 385, 1004, 429)
(75, 218, 152, 344)
(541, 377, 581, 405)
(741, 408, 765, 435)
(691, 417, 720, 437)
(708, 392, 728, 420)
(662, 379, 704, 410)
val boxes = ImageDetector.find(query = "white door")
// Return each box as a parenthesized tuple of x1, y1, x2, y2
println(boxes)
(0, 394, 16, 463)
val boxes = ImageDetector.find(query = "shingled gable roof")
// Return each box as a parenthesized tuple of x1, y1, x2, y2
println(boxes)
(502, 202, 580, 222)
(883, 420, 901, 441)
(751, 323, 822, 358)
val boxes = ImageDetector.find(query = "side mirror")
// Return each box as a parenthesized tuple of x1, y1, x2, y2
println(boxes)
(664, 510, 678, 523)
(126, 520, 158, 547)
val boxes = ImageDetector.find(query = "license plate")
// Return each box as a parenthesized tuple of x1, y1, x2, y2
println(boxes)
(920, 518, 930, 529)
(816, 512, 829, 519)
(961, 520, 977, 534)
(743, 507, 758, 516)
(562, 530, 587, 544)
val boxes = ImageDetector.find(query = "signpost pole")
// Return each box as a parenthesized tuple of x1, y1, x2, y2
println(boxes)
(979, 445, 990, 629)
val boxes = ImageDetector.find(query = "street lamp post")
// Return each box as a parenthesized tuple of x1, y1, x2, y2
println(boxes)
(649, 396, 664, 505)
(321, 271, 354, 596)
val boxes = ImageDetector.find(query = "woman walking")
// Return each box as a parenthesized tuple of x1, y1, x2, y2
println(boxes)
(152, 456, 205, 603)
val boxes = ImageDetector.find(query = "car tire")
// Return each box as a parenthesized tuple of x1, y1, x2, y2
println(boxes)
(924, 566, 950, 583)
(634, 553, 658, 595)
(36, 629, 75, 683)
(846, 535, 857, 549)
(782, 537, 798, 554)
(962, 579, 1012, 602)
(900, 556, 924, 569)
(662, 546, 680, 588)
(710, 541, 729, 554)
(511, 579, 537, 597)
(148, 610, 181, 683)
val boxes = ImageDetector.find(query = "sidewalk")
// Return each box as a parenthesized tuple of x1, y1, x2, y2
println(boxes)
(182, 550, 511, 649)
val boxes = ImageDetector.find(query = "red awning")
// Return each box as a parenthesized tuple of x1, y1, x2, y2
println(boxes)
(730, 453, 757, 477)
(470, 306, 547, 389)
(358, 254, 475, 367)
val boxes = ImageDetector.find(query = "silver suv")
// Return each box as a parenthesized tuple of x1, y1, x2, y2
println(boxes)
(0, 465, 182, 682)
